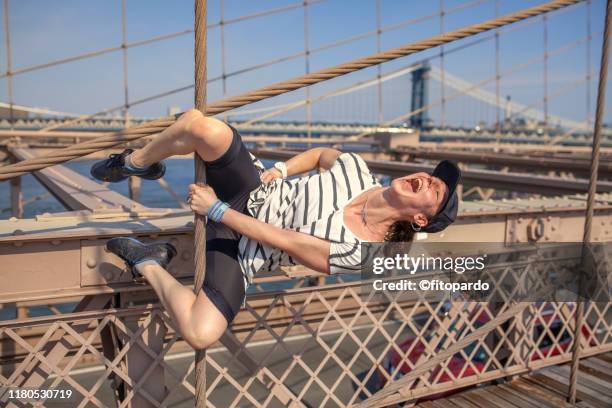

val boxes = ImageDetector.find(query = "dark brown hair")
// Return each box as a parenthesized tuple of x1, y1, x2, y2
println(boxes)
(384, 220, 416, 242)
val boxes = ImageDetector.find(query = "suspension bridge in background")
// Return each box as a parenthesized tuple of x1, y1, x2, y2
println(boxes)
(0, 0, 611, 407)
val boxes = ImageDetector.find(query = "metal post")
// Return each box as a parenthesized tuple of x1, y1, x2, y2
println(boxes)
(194, 1, 208, 407)
(8, 153, 22, 218)
(568, 0, 611, 404)
(9, 171, 22, 218)
(3, 0, 14, 130)
(120, 295, 167, 407)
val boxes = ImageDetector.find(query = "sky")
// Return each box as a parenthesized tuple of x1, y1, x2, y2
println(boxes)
(0, 0, 609, 127)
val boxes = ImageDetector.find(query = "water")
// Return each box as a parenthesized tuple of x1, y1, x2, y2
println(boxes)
(0, 158, 277, 219)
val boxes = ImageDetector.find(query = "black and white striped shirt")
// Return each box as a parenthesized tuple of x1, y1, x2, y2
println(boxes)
(238, 152, 380, 287)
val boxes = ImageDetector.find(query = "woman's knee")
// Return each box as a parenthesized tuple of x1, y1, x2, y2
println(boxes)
(185, 319, 226, 350)
(182, 293, 229, 350)
(186, 116, 233, 162)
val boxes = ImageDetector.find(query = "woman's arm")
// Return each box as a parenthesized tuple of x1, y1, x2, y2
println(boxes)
(286, 147, 342, 175)
(188, 184, 331, 273)
(222, 208, 330, 273)
(261, 147, 342, 183)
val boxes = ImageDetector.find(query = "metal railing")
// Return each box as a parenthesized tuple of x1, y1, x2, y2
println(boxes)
(0, 246, 610, 407)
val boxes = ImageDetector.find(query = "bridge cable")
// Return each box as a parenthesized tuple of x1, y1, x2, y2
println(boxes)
(193, 0, 208, 407)
(568, 0, 611, 404)
(0, 0, 584, 181)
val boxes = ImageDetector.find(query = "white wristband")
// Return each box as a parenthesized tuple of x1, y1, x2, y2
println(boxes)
(273, 162, 288, 179)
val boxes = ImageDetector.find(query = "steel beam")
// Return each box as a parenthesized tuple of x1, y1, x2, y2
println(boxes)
(254, 149, 612, 194)
(9, 147, 145, 212)
(1, 192, 611, 302)
(395, 147, 612, 176)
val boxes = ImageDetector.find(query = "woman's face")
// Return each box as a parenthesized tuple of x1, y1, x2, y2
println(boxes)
(389, 172, 449, 228)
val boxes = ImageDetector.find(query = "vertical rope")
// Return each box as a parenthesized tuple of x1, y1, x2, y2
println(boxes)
(568, 0, 611, 404)
(194, 1, 208, 407)
(3, 0, 14, 130)
(439, 0, 446, 127)
(376, 0, 383, 124)
(543, 13, 549, 135)
(586, 0, 592, 126)
(220, 0, 227, 122)
(304, 0, 312, 143)
(122, 0, 140, 201)
(121, 0, 129, 127)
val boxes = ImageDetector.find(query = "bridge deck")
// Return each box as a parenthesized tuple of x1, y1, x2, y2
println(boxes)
(415, 352, 612, 408)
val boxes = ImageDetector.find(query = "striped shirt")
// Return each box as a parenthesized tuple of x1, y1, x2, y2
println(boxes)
(238, 152, 380, 287)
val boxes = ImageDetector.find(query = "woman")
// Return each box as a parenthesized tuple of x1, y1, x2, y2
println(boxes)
(93, 109, 461, 349)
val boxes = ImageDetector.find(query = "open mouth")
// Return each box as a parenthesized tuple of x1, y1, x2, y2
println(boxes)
(409, 177, 424, 193)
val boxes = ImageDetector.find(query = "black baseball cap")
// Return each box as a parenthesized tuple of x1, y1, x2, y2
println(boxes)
(421, 160, 461, 233)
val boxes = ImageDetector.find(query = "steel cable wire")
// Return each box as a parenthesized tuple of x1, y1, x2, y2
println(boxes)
(0, 0, 583, 181)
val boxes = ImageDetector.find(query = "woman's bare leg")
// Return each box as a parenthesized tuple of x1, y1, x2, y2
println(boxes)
(118, 110, 238, 348)
(129, 109, 233, 168)
(137, 262, 227, 350)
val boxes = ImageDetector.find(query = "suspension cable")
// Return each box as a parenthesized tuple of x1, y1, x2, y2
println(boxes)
(568, 0, 611, 403)
(0, 0, 584, 181)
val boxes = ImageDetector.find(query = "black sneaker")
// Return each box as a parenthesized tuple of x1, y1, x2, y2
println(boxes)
(106, 237, 177, 282)
(90, 149, 166, 182)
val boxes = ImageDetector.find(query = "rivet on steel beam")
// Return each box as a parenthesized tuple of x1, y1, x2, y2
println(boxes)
(13, 241, 23, 247)
(104, 270, 114, 280)
(51, 240, 61, 246)
(86, 259, 97, 269)
(181, 251, 192, 261)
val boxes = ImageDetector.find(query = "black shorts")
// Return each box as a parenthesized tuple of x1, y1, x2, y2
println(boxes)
(203, 125, 261, 325)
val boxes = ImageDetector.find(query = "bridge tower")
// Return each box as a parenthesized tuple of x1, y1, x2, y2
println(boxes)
(410, 63, 431, 128)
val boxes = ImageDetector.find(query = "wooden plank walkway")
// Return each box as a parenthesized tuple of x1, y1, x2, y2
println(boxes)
(415, 352, 612, 408)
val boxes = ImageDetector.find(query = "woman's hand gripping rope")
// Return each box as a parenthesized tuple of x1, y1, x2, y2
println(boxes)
(188, 183, 224, 220)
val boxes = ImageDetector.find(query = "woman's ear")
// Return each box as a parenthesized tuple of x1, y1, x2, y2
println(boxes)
(412, 213, 428, 228)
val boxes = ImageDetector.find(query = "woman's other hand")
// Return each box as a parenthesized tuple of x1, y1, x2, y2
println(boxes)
(260, 168, 282, 184)
(188, 184, 218, 216)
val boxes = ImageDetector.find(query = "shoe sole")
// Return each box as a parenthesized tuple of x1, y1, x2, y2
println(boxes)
(90, 161, 165, 182)
(139, 162, 166, 180)
(106, 237, 177, 267)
